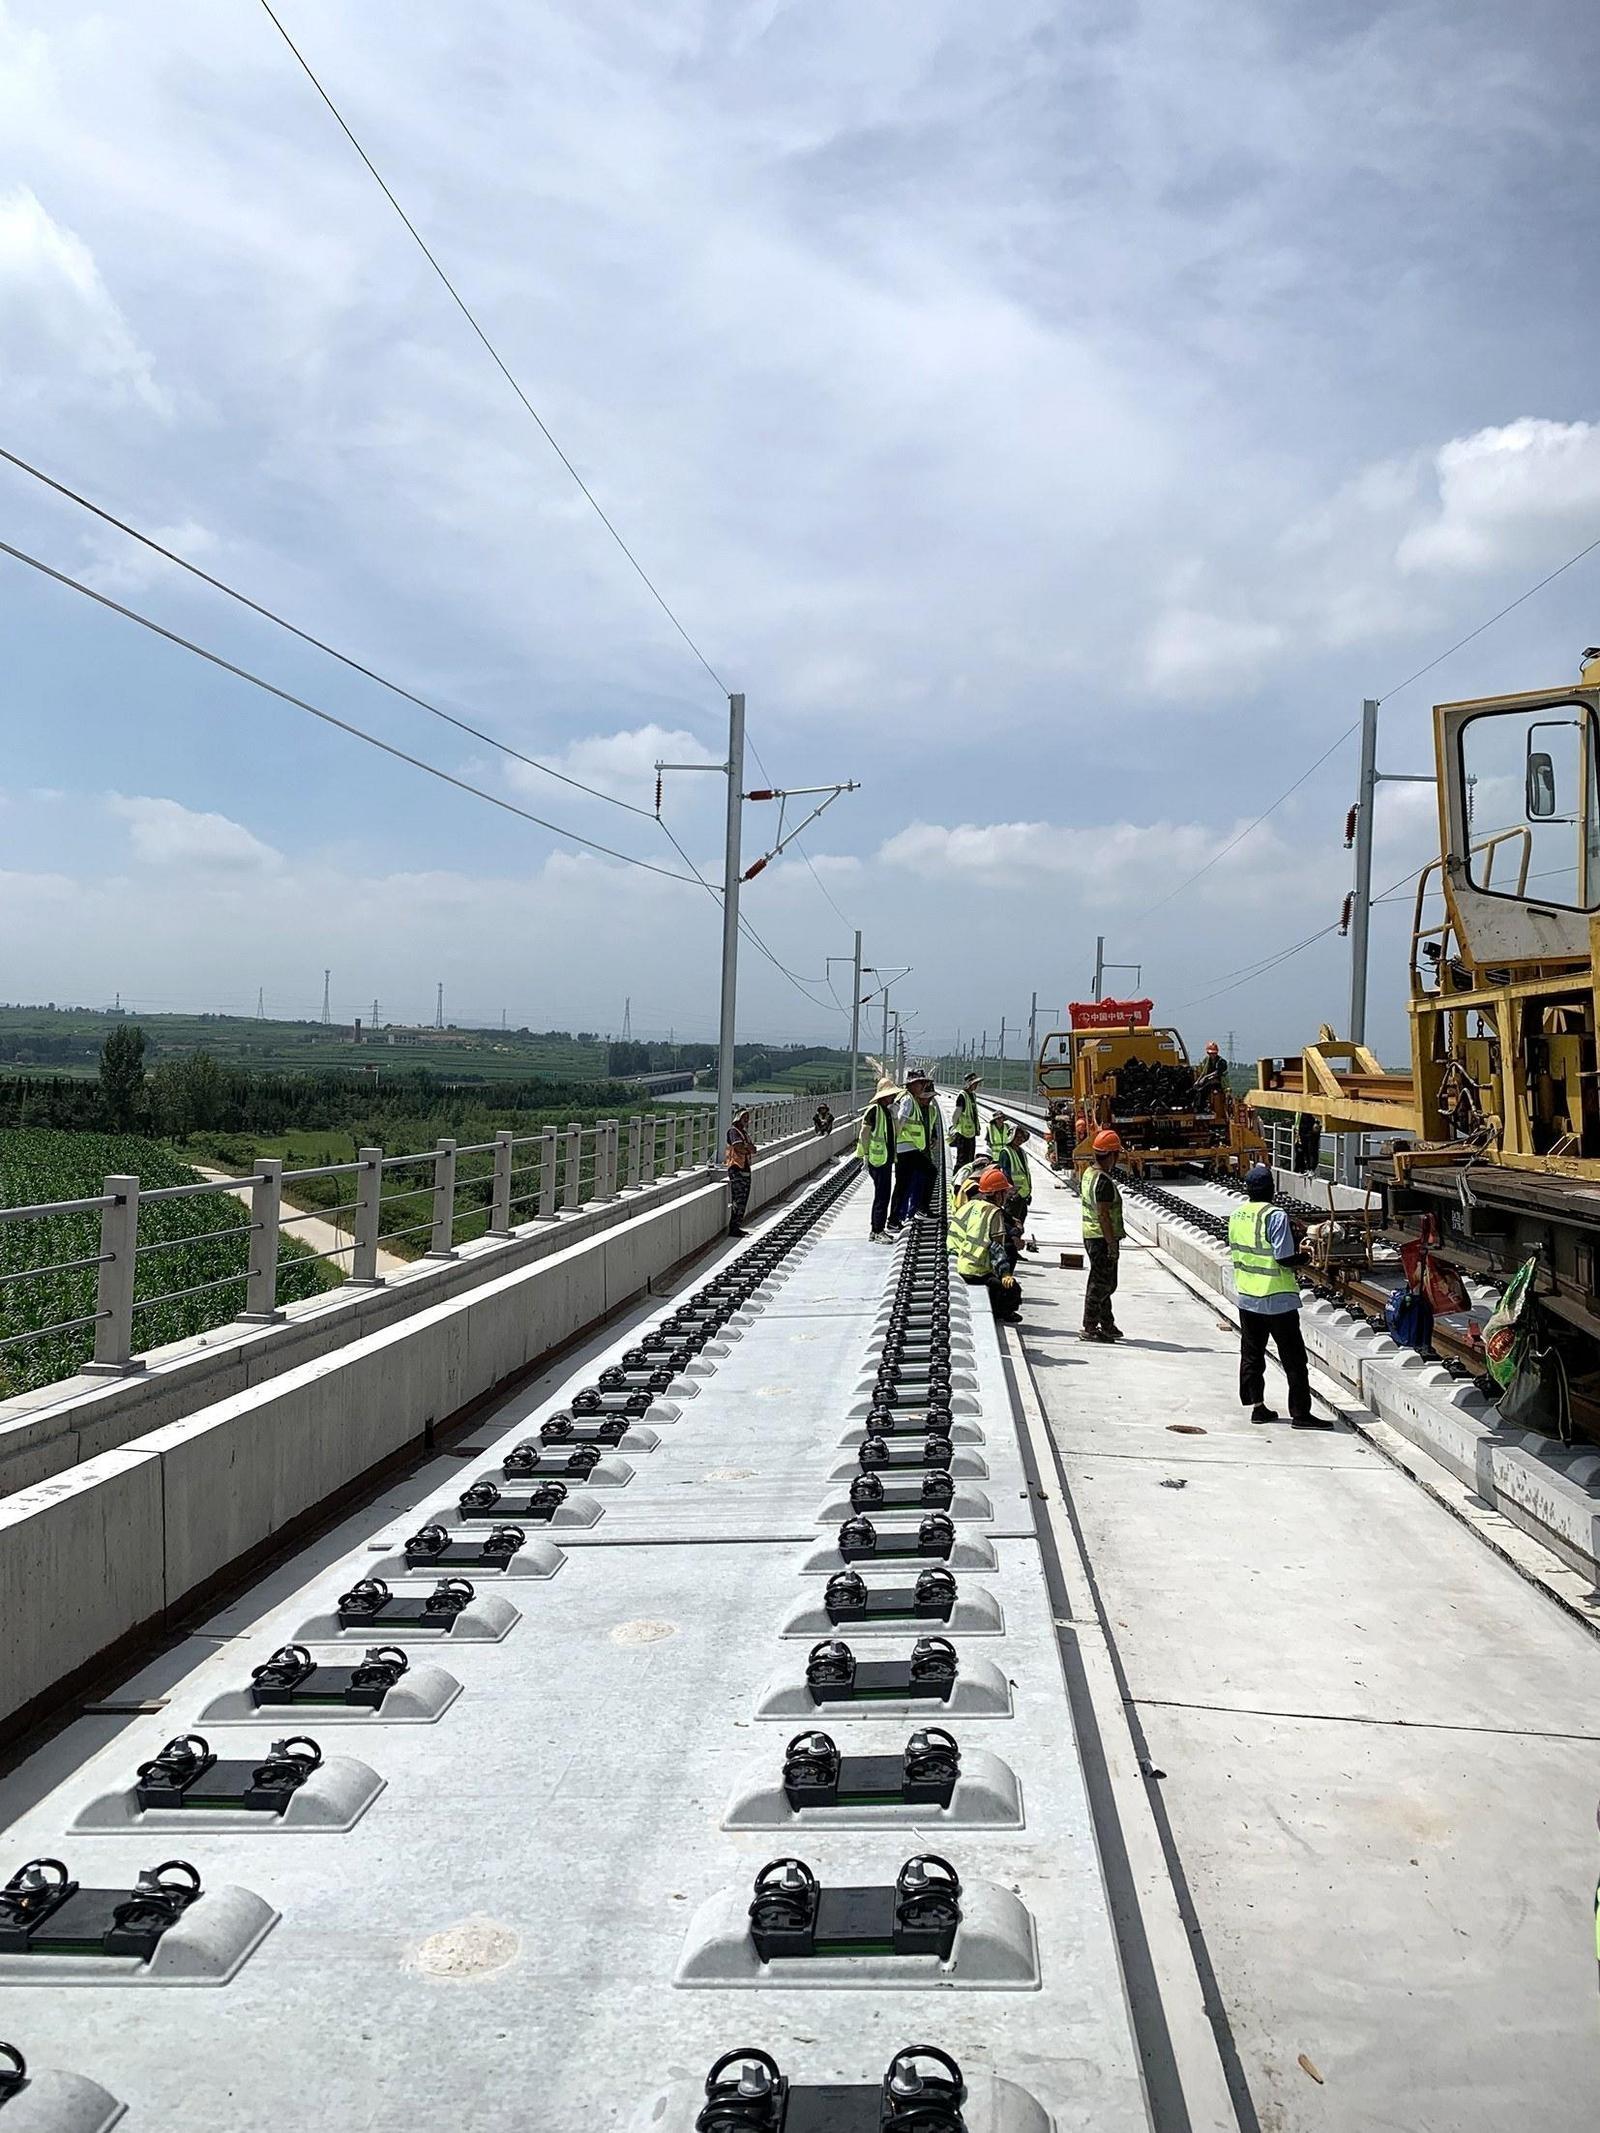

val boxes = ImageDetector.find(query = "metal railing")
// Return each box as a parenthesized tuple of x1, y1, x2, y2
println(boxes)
(0, 1092, 851, 1391)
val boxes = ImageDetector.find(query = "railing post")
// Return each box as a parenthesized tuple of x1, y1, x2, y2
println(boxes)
(350, 1147, 385, 1286)
(241, 1159, 285, 1323)
(427, 1137, 459, 1258)
(563, 1123, 582, 1208)
(490, 1132, 515, 1235)
(626, 1116, 643, 1190)
(85, 1174, 143, 1375)
(601, 1119, 620, 1199)
(538, 1127, 559, 1219)
(663, 1114, 679, 1174)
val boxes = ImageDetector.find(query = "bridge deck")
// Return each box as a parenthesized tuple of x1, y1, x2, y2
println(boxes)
(0, 1165, 1153, 2131)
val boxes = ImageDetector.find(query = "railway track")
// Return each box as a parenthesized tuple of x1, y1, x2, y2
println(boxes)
(0, 1157, 1166, 2132)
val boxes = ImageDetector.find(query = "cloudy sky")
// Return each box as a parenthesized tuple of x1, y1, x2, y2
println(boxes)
(2, 0, 1598, 1062)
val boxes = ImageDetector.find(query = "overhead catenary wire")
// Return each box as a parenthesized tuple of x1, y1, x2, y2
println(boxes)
(0, 443, 658, 818)
(651, 812, 843, 1018)
(1374, 529, 1600, 704)
(0, 537, 705, 886)
(1174, 853, 1435, 1010)
(257, 0, 729, 703)
(262, 1, 865, 958)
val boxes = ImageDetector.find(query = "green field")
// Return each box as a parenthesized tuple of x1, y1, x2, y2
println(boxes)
(0, 1005, 615, 1085)
(0, 1129, 335, 1394)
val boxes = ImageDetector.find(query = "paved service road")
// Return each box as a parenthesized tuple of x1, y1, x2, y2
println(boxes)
(1016, 1164, 1600, 2133)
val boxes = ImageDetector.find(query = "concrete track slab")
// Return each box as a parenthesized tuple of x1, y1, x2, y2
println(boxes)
(1066, 1454, 1598, 1733)
(1136, 1700, 1598, 2131)
(1021, 1169, 1600, 2131)
(0, 1172, 1152, 2132)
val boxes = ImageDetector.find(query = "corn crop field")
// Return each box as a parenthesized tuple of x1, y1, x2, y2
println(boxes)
(0, 1129, 334, 1395)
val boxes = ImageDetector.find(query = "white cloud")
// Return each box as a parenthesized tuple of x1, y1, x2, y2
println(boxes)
(505, 724, 712, 810)
(1398, 419, 1600, 576)
(106, 794, 282, 873)
(878, 815, 1292, 909)
(0, 186, 167, 414)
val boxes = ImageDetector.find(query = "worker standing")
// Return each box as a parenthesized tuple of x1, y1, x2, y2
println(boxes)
(856, 1076, 900, 1242)
(1229, 1163, 1318, 1423)
(890, 1071, 943, 1228)
(985, 1107, 1009, 1158)
(946, 1164, 1022, 1320)
(992, 1119, 1034, 1257)
(1079, 1128, 1125, 1342)
(950, 1073, 981, 1171)
(724, 1106, 755, 1237)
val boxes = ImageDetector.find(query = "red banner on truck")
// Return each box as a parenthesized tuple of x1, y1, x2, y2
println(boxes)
(1067, 998, 1154, 1030)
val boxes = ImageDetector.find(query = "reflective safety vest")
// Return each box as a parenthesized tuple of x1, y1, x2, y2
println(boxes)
(1080, 1167, 1123, 1242)
(857, 1102, 891, 1168)
(1228, 1202, 1298, 1303)
(897, 1099, 937, 1154)
(996, 1141, 1031, 1202)
(952, 1089, 978, 1136)
(985, 1114, 1009, 1154)
(948, 1195, 1000, 1279)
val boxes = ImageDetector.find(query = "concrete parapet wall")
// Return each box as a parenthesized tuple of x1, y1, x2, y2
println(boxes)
(0, 1124, 854, 1733)
(1122, 1193, 1600, 1586)
(0, 1117, 852, 1501)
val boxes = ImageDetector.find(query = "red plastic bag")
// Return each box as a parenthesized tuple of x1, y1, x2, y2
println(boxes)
(1400, 1219, 1471, 1317)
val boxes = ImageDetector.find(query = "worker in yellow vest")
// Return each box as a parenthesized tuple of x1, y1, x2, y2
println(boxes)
(1080, 1129, 1125, 1342)
(889, 1071, 943, 1228)
(855, 1076, 900, 1241)
(946, 1165, 1021, 1320)
(1229, 1163, 1319, 1423)
(950, 1074, 981, 1171)
(992, 1120, 1033, 1257)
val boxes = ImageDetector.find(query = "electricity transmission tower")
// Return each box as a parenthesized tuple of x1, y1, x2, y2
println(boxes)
(321, 970, 331, 1024)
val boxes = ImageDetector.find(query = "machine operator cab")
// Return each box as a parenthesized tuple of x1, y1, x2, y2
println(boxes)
(1442, 660, 1600, 973)
(1426, 655, 1600, 1162)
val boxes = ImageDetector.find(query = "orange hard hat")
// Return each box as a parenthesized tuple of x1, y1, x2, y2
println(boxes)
(976, 1166, 1011, 1197)
(1092, 1129, 1122, 1154)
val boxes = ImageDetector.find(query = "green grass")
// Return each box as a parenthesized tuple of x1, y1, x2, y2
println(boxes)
(0, 1129, 336, 1394)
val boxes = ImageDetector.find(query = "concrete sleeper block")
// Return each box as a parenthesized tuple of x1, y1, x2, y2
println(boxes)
(780, 1584, 1005, 1639)
(361, 1536, 564, 1581)
(753, 1650, 1013, 1721)
(198, 1661, 461, 1725)
(0, 1884, 277, 1986)
(814, 1486, 994, 1525)
(0, 2067, 128, 2131)
(796, 1533, 998, 1576)
(672, 1874, 1039, 1988)
(633, 2071, 1050, 2133)
(73, 1754, 385, 1834)
(721, 1744, 1024, 1829)
(837, 1419, 985, 1446)
(826, 1449, 990, 1483)
(294, 1590, 520, 1643)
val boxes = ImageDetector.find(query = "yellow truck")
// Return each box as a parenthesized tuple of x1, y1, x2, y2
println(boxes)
(1251, 652, 1600, 1413)
(1035, 999, 1267, 1179)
